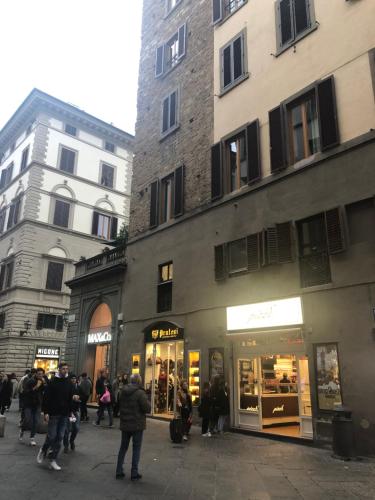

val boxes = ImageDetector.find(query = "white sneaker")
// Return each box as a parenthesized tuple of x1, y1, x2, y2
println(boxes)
(207, 432, 212, 437)
(30, 438, 37, 446)
(37, 448, 45, 464)
(183, 435, 188, 441)
(49, 460, 61, 471)
(19, 430, 24, 441)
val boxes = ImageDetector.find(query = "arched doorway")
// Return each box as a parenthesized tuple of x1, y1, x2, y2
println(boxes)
(86, 303, 112, 402)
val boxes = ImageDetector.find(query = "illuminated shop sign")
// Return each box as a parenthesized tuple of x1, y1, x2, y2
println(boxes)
(227, 297, 303, 332)
(36, 346, 60, 359)
(144, 322, 184, 343)
(87, 331, 112, 344)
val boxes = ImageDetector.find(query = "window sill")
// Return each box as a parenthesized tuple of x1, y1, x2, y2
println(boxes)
(215, 1, 248, 28)
(163, 1, 182, 20)
(219, 73, 249, 98)
(275, 24, 318, 58)
(300, 282, 333, 292)
(160, 124, 180, 142)
(157, 56, 185, 80)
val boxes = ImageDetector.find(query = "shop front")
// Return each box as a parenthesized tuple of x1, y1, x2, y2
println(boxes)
(143, 322, 184, 419)
(228, 297, 313, 440)
(34, 346, 60, 375)
(84, 303, 113, 402)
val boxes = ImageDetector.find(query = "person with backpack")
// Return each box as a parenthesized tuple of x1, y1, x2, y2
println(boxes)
(177, 380, 192, 442)
(94, 369, 113, 427)
(19, 367, 46, 446)
(115, 373, 151, 480)
(199, 382, 212, 437)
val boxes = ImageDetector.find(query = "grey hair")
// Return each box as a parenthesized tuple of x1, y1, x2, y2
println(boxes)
(130, 373, 142, 385)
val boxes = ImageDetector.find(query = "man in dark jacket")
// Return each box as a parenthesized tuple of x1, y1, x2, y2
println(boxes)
(115, 373, 151, 480)
(37, 362, 78, 471)
(0, 372, 13, 414)
(19, 367, 46, 446)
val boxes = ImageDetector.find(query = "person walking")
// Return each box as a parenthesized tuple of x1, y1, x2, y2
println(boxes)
(94, 369, 113, 427)
(63, 374, 81, 453)
(37, 362, 78, 471)
(115, 373, 151, 480)
(199, 382, 212, 437)
(0, 372, 13, 414)
(177, 380, 192, 442)
(79, 372, 92, 422)
(19, 367, 46, 446)
(217, 379, 230, 434)
(10, 373, 18, 400)
(209, 375, 220, 434)
(113, 374, 127, 418)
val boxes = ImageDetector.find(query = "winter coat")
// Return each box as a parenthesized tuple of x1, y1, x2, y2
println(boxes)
(97, 380, 114, 406)
(42, 375, 74, 417)
(0, 379, 12, 406)
(119, 384, 151, 432)
(79, 378, 92, 398)
(198, 391, 212, 419)
(23, 377, 45, 409)
(177, 389, 192, 415)
(216, 387, 230, 416)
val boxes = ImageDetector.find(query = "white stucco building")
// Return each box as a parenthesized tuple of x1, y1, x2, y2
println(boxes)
(0, 89, 134, 374)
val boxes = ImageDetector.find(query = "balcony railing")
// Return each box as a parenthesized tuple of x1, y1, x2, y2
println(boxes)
(76, 246, 126, 277)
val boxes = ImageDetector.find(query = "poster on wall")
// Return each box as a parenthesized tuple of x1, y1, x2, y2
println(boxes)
(315, 343, 343, 411)
(209, 348, 224, 381)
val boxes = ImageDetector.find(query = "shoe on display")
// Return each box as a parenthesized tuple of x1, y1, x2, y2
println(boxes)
(131, 473, 142, 481)
(30, 438, 37, 446)
(37, 448, 45, 464)
(19, 430, 24, 441)
(49, 460, 62, 471)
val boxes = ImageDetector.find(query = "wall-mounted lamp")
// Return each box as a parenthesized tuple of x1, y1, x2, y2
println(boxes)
(63, 310, 70, 326)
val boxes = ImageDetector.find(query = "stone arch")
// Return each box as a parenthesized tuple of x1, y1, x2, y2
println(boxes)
(51, 183, 76, 200)
(95, 197, 115, 212)
(48, 246, 68, 259)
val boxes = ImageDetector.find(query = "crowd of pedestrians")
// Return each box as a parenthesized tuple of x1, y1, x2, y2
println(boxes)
(3, 362, 230, 480)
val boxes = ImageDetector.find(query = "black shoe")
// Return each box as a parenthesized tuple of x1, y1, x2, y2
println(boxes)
(115, 472, 125, 479)
(70, 442, 75, 451)
(131, 473, 142, 481)
(63, 446, 69, 454)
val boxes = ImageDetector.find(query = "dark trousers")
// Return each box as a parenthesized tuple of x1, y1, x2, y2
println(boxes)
(96, 403, 113, 425)
(80, 397, 89, 420)
(201, 417, 209, 434)
(180, 407, 190, 435)
(116, 430, 143, 475)
(42, 416, 68, 460)
(22, 407, 40, 438)
(63, 412, 80, 447)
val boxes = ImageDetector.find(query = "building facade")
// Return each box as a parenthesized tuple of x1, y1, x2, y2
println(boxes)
(0, 89, 133, 376)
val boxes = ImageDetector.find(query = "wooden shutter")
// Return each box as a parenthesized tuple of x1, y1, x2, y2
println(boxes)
(178, 24, 186, 59)
(276, 0, 293, 48)
(170, 90, 177, 128)
(6, 164, 13, 185)
(266, 227, 278, 264)
(0, 169, 6, 189)
(0, 266, 5, 290)
(174, 165, 184, 218)
(13, 198, 21, 225)
(214, 244, 227, 281)
(294, 0, 310, 35)
(247, 120, 261, 183)
(36, 314, 44, 330)
(276, 222, 294, 263)
(54, 200, 70, 227)
(46, 262, 64, 291)
(110, 217, 118, 239)
(5, 261, 14, 288)
(317, 76, 339, 151)
(212, 0, 223, 24)
(155, 45, 164, 78)
(247, 234, 261, 272)
(7, 204, 15, 229)
(91, 211, 99, 235)
(269, 105, 287, 173)
(56, 315, 64, 332)
(325, 207, 346, 254)
(60, 148, 75, 173)
(211, 143, 223, 200)
(162, 96, 170, 133)
(150, 180, 159, 228)
(0, 209, 5, 233)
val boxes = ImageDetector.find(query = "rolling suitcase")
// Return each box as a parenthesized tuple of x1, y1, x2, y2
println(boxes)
(169, 417, 183, 443)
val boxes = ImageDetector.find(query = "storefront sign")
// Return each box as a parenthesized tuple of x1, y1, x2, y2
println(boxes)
(144, 322, 184, 343)
(87, 331, 112, 344)
(36, 346, 60, 359)
(227, 297, 303, 332)
(261, 395, 299, 419)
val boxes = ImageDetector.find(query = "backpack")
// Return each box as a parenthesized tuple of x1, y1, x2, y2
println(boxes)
(100, 387, 111, 404)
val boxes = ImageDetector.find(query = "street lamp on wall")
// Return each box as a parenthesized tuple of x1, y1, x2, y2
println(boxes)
(20, 320, 32, 336)
(63, 310, 70, 326)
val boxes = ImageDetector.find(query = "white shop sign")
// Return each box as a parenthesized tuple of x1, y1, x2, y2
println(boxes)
(227, 297, 303, 332)
(87, 331, 112, 344)
(36, 347, 60, 359)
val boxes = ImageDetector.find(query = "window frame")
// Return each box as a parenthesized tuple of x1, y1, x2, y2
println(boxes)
(99, 161, 116, 189)
(64, 123, 77, 137)
(228, 238, 248, 275)
(157, 262, 173, 313)
(0, 258, 15, 291)
(36, 313, 64, 331)
(165, 0, 182, 16)
(104, 141, 116, 154)
(159, 174, 175, 224)
(51, 196, 73, 229)
(0, 162, 14, 190)
(91, 210, 118, 240)
(58, 145, 78, 175)
(20, 146, 30, 172)
(6, 195, 22, 230)
(45, 260, 65, 292)
(161, 88, 180, 139)
(155, 24, 186, 78)
(213, 0, 248, 25)
(219, 29, 248, 95)
(224, 129, 248, 193)
(275, 0, 317, 56)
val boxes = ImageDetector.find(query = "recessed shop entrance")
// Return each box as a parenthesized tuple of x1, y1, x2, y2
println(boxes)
(237, 353, 312, 439)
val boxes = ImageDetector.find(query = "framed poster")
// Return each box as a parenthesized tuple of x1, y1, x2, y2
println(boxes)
(209, 347, 224, 381)
(314, 343, 343, 411)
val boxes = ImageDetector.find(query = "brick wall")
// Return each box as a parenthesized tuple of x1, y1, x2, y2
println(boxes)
(129, 0, 214, 237)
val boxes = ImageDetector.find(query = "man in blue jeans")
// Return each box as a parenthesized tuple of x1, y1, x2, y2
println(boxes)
(116, 373, 151, 480)
(37, 362, 79, 470)
(19, 367, 46, 446)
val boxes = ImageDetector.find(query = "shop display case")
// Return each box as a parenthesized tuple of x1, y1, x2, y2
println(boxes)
(131, 354, 140, 375)
(188, 350, 200, 405)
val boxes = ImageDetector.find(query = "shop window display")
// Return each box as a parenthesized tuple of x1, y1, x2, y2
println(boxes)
(188, 351, 200, 405)
(238, 359, 258, 411)
(131, 354, 140, 374)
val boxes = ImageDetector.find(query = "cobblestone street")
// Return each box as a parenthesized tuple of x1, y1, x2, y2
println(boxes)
(1, 407, 375, 499)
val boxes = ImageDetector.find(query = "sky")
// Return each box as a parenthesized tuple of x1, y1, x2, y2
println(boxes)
(0, 0, 143, 135)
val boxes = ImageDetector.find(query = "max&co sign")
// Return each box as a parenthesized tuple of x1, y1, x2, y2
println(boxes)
(87, 331, 112, 344)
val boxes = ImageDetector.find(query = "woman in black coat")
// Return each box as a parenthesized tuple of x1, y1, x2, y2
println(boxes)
(199, 382, 212, 437)
(216, 380, 230, 434)
(0, 373, 13, 414)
